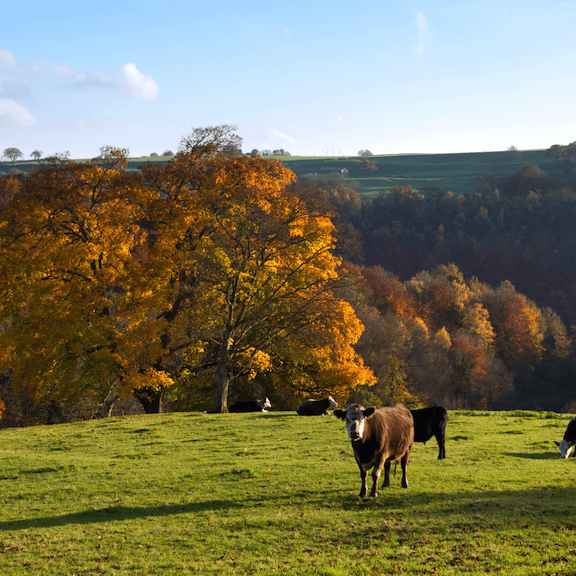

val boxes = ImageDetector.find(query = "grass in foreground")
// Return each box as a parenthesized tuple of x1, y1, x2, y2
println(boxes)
(0, 410, 575, 575)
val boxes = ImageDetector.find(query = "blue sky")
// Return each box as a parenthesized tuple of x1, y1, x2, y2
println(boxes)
(1, 0, 576, 159)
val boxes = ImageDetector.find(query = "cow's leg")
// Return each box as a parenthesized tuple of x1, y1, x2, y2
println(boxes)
(436, 432, 446, 459)
(382, 460, 391, 488)
(370, 455, 385, 497)
(358, 465, 368, 498)
(400, 453, 409, 488)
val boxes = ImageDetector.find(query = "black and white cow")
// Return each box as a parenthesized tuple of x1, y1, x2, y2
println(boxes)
(334, 403, 414, 498)
(296, 396, 337, 416)
(410, 406, 448, 460)
(554, 417, 576, 458)
(229, 398, 272, 413)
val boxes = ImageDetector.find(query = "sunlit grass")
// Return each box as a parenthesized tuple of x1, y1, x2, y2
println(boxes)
(1, 410, 575, 575)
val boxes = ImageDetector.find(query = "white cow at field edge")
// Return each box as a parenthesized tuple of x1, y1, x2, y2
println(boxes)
(554, 417, 576, 458)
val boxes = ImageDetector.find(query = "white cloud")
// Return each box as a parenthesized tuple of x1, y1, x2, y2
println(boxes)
(415, 13, 430, 54)
(335, 111, 344, 124)
(116, 63, 159, 103)
(0, 98, 36, 126)
(52, 63, 80, 78)
(268, 127, 296, 145)
(0, 48, 18, 67)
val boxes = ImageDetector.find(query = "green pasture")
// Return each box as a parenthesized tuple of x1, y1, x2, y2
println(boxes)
(3, 149, 565, 198)
(283, 149, 561, 197)
(0, 410, 574, 575)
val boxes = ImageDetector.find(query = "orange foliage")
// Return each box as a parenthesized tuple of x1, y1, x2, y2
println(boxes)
(492, 294, 543, 369)
(362, 267, 420, 320)
(0, 133, 373, 412)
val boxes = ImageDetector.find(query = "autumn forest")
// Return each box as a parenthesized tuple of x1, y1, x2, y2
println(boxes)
(1, 127, 575, 427)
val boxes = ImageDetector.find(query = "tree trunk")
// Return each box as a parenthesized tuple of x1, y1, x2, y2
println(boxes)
(215, 335, 232, 413)
(133, 387, 163, 414)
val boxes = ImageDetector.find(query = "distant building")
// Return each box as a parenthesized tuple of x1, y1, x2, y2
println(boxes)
(319, 167, 349, 178)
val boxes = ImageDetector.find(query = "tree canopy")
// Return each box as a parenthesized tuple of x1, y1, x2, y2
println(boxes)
(0, 128, 373, 415)
(2, 148, 23, 165)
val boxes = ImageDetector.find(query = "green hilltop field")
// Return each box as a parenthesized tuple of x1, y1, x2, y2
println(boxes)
(280, 149, 556, 196)
(1, 148, 560, 197)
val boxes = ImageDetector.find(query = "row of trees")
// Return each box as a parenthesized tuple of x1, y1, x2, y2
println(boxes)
(340, 264, 573, 412)
(2, 148, 64, 164)
(1, 133, 575, 425)
(249, 149, 291, 157)
(296, 160, 576, 413)
(342, 166, 576, 330)
(0, 126, 373, 425)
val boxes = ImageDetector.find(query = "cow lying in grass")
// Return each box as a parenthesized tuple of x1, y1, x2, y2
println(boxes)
(296, 397, 337, 416)
(410, 406, 448, 459)
(554, 417, 576, 458)
(229, 398, 271, 413)
(334, 404, 414, 498)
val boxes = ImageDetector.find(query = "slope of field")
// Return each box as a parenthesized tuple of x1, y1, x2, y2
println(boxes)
(282, 149, 560, 196)
(1, 410, 574, 575)
(2, 149, 563, 197)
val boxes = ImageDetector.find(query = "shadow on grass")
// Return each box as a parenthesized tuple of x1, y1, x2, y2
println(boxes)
(0, 499, 244, 531)
(3, 482, 576, 533)
(0, 487, 344, 531)
(503, 451, 561, 460)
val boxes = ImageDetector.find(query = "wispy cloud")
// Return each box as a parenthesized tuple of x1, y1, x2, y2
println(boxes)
(414, 13, 430, 54)
(56, 61, 159, 103)
(0, 48, 18, 67)
(1, 48, 159, 104)
(268, 127, 296, 145)
(0, 98, 36, 126)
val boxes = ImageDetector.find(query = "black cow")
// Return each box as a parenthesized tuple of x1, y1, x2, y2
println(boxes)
(410, 406, 448, 460)
(229, 398, 272, 413)
(334, 403, 414, 498)
(554, 417, 576, 458)
(296, 396, 337, 416)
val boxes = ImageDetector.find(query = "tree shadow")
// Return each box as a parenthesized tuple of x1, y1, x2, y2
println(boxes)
(502, 451, 562, 460)
(0, 499, 244, 531)
(0, 487, 346, 532)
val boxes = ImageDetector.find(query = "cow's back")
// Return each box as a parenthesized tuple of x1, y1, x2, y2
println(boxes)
(358, 404, 414, 462)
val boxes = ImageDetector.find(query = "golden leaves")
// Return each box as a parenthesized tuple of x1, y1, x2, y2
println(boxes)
(0, 133, 372, 410)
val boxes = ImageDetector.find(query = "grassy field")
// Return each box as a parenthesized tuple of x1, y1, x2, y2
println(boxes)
(1, 410, 574, 575)
(282, 149, 562, 197)
(2, 149, 564, 198)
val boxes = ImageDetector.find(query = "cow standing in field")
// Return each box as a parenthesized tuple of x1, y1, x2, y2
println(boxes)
(296, 396, 337, 416)
(229, 398, 271, 413)
(410, 406, 448, 459)
(334, 404, 414, 498)
(554, 417, 576, 458)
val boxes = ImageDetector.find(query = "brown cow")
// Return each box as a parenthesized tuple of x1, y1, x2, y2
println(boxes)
(334, 404, 414, 497)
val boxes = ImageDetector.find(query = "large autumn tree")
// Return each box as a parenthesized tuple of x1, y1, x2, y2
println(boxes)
(0, 127, 374, 414)
(0, 147, 155, 410)
(131, 128, 374, 412)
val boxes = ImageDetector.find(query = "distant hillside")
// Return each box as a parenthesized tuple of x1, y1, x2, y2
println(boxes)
(2, 149, 563, 197)
(280, 149, 560, 196)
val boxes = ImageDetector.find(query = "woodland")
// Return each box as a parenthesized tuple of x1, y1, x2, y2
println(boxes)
(0, 127, 575, 427)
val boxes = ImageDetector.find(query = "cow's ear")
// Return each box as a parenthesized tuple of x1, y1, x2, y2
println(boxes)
(554, 441, 560, 446)
(363, 407, 376, 418)
(333, 409, 346, 420)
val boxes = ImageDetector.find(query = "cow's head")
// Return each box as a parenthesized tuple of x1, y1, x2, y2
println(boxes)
(554, 439, 575, 459)
(327, 396, 338, 409)
(334, 405, 376, 441)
